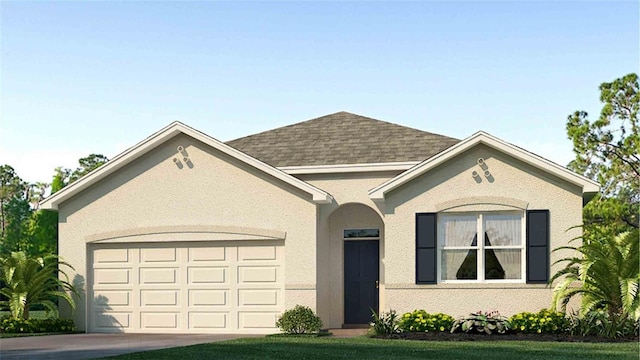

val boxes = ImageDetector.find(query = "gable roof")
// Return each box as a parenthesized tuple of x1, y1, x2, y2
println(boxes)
(40, 122, 334, 210)
(226, 111, 459, 167)
(368, 131, 600, 202)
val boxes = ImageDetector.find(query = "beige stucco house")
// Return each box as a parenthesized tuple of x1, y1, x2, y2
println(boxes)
(41, 112, 599, 334)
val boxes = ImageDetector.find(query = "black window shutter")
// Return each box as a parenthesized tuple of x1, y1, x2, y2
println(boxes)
(526, 210, 550, 284)
(416, 213, 437, 284)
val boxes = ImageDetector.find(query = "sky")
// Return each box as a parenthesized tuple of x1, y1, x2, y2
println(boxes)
(1, 1, 638, 184)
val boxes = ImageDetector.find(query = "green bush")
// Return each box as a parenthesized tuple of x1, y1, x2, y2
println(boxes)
(0, 251, 78, 320)
(398, 310, 454, 333)
(567, 310, 639, 338)
(369, 310, 400, 336)
(509, 309, 569, 334)
(0, 316, 75, 334)
(451, 311, 511, 334)
(276, 305, 323, 334)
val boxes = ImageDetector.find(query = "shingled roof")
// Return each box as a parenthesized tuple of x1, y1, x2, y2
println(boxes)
(225, 112, 459, 167)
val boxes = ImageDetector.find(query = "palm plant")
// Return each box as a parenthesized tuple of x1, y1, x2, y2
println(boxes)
(0, 251, 78, 319)
(550, 229, 640, 322)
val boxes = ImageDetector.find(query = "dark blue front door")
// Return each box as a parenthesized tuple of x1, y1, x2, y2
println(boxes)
(344, 240, 379, 324)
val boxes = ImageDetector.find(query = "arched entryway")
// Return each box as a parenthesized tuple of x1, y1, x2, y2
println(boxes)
(326, 203, 384, 327)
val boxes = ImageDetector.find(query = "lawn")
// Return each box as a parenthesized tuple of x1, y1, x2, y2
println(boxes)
(105, 336, 639, 360)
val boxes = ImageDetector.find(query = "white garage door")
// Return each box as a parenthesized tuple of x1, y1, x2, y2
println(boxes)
(89, 241, 284, 334)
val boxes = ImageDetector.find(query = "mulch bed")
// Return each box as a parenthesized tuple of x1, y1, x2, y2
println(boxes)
(377, 331, 639, 343)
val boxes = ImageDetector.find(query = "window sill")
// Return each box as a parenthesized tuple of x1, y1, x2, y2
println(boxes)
(386, 283, 548, 290)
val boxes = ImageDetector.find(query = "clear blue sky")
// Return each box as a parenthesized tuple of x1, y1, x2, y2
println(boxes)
(1, 1, 638, 184)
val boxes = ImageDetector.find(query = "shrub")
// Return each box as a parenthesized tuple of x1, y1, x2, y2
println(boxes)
(0, 316, 75, 334)
(0, 251, 78, 320)
(398, 310, 454, 333)
(550, 229, 639, 323)
(451, 311, 511, 334)
(509, 309, 569, 334)
(567, 310, 640, 338)
(276, 305, 323, 334)
(369, 310, 400, 336)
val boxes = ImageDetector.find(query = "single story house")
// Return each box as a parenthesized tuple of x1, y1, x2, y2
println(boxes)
(41, 112, 599, 334)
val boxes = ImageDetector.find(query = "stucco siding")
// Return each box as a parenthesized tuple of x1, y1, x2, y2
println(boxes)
(299, 173, 397, 328)
(383, 144, 583, 316)
(58, 134, 317, 331)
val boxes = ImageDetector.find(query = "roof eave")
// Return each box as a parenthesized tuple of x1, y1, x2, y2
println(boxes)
(368, 131, 601, 202)
(39, 122, 333, 210)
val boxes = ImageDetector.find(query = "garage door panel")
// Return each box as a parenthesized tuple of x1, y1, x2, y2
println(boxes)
(140, 290, 179, 306)
(140, 248, 177, 263)
(188, 247, 226, 262)
(189, 312, 228, 328)
(189, 289, 227, 306)
(188, 267, 227, 284)
(141, 312, 179, 329)
(90, 242, 283, 334)
(95, 312, 131, 329)
(238, 312, 280, 329)
(238, 289, 278, 306)
(94, 290, 130, 306)
(94, 268, 131, 285)
(238, 266, 278, 283)
(238, 246, 276, 261)
(94, 248, 129, 263)
(140, 267, 178, 284)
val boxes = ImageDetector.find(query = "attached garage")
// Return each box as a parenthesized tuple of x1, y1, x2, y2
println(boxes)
(89, 241, 284, 333)
(39, 121, 328, 333)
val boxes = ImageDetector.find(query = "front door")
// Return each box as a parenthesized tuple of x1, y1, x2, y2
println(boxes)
(344, 240, 379, 324)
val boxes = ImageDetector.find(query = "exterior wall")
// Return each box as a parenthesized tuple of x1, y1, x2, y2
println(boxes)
(298, 172, 398, 328)
(58, 134, 317, 331)
(382, 144, 583, 317)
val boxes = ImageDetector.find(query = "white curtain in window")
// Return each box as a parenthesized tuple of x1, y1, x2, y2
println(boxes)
(442, 249, 476, 280)
(440, 215, 477, 246)
(489, 249, 522, 279)
(484, 214, 521, 246)
(440, 215, 477, 280)
(484, 214, 522, 279)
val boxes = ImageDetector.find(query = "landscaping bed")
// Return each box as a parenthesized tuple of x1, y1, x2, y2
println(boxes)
(377, 331, 639, 343)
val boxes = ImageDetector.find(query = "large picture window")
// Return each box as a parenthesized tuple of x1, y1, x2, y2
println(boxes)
(438, 213, 524, 282)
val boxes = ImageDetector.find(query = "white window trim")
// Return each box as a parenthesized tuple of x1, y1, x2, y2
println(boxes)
(437, 211, 526, 284)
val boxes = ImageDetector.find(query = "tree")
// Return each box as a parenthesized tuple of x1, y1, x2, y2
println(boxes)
(2, 197, 32, 255)
(28, 155, 108, 257)
(0, 166, 31, 255)
(566, 73, 639, 233)
(69, 154, 109, 184)
(0, 154, 108, 257)
(28, 182, 49, 210)
(51, 167, 71, 194)
(0, 165, 28, 241)
(49, 154, 108, 191)
(27, 210, 58, 257)
(0, 251, 78, 319)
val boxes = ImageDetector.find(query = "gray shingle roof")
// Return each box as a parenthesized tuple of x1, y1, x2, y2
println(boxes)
(225, 112, 460, 167)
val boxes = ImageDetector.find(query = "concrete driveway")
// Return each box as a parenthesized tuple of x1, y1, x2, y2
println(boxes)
(0, 333, 254, 360)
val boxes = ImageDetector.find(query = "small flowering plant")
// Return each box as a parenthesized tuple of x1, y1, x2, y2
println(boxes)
(509, 309, 568, 334)
(398, 310, 454, 333)
(451, 310, 512, 334)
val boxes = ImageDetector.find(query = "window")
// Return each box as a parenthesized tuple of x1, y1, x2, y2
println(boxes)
(438, 213, 524, 282)
(416, 210, 549, 285)
(343, 229, 380, 238)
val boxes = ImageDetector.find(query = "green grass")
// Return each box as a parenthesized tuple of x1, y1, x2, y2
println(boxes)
(104, 336, 639, 360)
